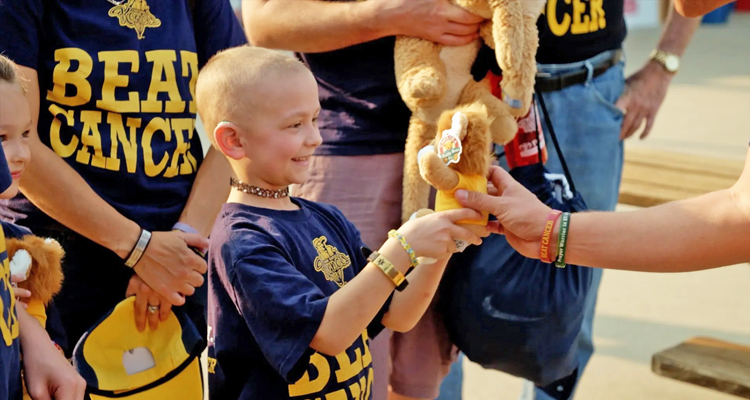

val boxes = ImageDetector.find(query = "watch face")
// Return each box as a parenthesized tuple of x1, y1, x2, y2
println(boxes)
(665, 55, 679, 72)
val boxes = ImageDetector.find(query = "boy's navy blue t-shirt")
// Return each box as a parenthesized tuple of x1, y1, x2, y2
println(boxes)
(0, 0, 246, 231)
(208, 199, 388, 400)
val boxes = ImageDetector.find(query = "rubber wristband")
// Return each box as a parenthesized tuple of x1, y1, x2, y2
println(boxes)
(172, 222, 199, 235)
(388, 230, 419, 268)
(555, 212, 571, 269)
(124, 229, 152, 268)
(540, 210, 562, 264)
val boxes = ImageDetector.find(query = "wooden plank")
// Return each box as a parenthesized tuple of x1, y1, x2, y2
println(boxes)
(619, 148, 744, 207)
(622, 163, 737, 193)
(652, 337, 750, 399)
(618, 181, 706, 208)
(624, 148, 744, 178)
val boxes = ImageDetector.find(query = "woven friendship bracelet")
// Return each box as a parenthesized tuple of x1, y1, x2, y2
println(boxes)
(540, 210, 562, 264)
(388, 230, 419, 268)
(124, 228, 152, 268)
(555, 212, 571, 269)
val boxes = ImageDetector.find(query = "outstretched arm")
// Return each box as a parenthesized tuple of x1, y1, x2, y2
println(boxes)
(455, 148, 750, 272)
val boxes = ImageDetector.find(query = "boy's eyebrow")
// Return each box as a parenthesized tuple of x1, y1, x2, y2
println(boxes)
(282, 108, 321, 119)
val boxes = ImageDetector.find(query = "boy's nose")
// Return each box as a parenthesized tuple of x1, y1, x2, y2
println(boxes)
(307, 127, 323, 148)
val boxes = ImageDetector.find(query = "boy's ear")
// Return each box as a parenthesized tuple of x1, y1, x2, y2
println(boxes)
(214, 121, 245, 160)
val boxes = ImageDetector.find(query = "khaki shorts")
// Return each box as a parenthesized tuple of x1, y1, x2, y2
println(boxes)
(292, 153, 456, 400)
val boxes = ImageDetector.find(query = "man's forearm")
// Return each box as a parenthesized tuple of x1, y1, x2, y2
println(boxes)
(244, 0, 391, 52)
(656, 5, 701, 56)
(566, 189, 750, 272)
(177, 147, 232, 237)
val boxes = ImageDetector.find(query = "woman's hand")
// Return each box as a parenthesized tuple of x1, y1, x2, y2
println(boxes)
(11, 274, 32, 308)
(125, 275, 173, 332)
(455, 166, 552, 258)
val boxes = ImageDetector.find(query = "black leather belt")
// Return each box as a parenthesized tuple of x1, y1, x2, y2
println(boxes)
(534, 50, 622, 93)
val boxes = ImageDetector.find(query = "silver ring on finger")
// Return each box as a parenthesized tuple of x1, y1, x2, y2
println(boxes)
(147, 304, 160, 314)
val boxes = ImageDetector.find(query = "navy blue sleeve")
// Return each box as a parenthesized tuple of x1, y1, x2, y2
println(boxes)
(0, 0, 43, 69)
(193, 0, 247, 68)
(227, 243, 329, 383)
(0, 222, 31, 240)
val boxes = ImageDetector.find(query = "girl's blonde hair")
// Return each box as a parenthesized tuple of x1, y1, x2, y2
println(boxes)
(0, 54, 26, 92)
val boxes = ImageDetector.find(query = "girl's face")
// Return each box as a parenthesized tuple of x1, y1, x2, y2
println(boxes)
(0, 82, 31, 199)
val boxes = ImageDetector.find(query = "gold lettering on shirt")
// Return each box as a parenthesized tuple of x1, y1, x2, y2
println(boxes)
(546, 0, 608, 36)
(288, 353, 331, 397)
(0, 231, 19, 346)
(46, 48, 202, 178)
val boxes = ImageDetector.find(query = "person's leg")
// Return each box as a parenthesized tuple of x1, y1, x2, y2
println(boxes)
(519, 52, 625, 400)
(292, 153, 404, 400)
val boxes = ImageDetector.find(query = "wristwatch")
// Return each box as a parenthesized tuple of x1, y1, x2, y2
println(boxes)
(649, 50, 680, 74)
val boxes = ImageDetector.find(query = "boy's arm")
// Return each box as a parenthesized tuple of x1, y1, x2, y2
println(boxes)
(380, 257, 449, 332)
(309, 238, 414, 355)
(243, 0, 485, 53)
(17, 306, 86, 400)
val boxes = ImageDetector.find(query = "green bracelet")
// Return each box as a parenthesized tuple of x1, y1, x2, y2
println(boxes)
(555, 212, 571, 269)
(388, 230, 419, 268)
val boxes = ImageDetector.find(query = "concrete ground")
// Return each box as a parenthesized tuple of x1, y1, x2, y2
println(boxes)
(462, 12, 750, 400)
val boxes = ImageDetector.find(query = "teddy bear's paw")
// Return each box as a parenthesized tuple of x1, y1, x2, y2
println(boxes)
(406, 70, 447, 106)
(490, 114, 519, 145)
(10, 249, 32, 280)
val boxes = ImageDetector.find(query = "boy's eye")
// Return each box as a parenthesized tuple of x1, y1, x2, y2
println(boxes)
(22, 130, 30, 139)
(290, 122, 302, 129)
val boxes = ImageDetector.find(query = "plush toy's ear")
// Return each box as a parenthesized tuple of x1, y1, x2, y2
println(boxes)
(14, 235, 64, 305)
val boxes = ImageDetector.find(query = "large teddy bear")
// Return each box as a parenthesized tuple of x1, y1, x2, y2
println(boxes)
(395, 0, 546, 222)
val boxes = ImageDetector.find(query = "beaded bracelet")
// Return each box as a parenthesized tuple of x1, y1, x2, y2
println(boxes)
(124, 228, 152, 268)
(555, 212, 571, 269)
(388, 230, 419, 269)
(540, 210, 562, 264)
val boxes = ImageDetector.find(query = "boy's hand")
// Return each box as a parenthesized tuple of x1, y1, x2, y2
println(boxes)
(397, 208, 484, 260)
(10, 274, 32, 307)
(133, 230, 208, 306)
(19, 308, 86, 400)
(126, 275, 173, 332)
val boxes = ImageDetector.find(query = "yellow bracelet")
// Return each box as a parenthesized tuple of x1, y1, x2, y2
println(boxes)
(388, 230, 419, 268)
(367, 250, 408, 291)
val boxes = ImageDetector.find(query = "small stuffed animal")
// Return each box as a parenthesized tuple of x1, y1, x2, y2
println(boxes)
(418, 102, 493, 251)
(8, 235, 64, 328)
(395, 0, 546, 222)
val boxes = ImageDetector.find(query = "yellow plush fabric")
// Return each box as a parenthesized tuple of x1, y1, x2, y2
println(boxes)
(435, 173, 489, 225)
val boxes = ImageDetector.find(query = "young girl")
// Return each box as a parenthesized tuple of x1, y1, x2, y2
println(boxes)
(0, 54, 85, 400)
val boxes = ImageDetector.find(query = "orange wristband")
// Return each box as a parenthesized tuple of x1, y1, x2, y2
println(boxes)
(540, 210, 562, 263)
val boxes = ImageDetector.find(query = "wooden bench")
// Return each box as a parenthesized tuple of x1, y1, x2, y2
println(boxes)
(652, 337, 750, 398)
(618, 147, 744, 207)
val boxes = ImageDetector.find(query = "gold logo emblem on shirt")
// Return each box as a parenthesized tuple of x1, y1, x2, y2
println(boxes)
(312, 236, 351, 288)
(108, 0, 162, 40)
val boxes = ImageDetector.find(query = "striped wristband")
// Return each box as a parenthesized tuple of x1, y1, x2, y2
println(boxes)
(540, 210, 562, 264)
(388, 230, 419, 269)
(555, 212, 571, 269)
(124, 228, 152, 268)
